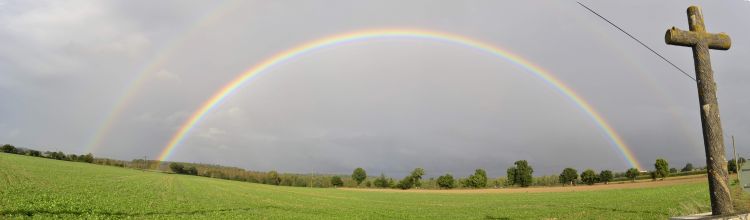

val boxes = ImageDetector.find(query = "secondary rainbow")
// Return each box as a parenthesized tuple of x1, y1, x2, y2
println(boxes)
(84, 0, 240, 154)
(157, 29, 643, 170)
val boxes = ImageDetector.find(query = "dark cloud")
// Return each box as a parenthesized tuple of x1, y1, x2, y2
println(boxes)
(2, 0, 748, 177)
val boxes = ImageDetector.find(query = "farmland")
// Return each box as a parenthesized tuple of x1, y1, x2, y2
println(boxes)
(0, 153, 711, 219)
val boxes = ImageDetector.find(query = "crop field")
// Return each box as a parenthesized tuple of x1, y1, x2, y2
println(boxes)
(0, 153, 711, 219)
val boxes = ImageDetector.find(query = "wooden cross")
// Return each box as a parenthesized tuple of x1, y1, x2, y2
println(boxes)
(665, 6, 733, 215)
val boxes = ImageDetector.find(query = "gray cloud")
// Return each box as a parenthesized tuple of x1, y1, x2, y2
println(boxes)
(1, 0, 748, 177)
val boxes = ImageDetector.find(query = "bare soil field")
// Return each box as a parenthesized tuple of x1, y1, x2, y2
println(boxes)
(340, 174, 708, 194)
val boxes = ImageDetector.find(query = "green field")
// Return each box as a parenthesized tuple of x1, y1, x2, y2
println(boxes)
(0, 153, 710, 219)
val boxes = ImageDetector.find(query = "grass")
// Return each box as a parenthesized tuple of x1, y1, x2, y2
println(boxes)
(0, 153, 712, 219)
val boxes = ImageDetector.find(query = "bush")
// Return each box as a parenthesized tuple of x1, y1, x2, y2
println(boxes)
(410, 168, 425, 188)
(581, 169, 597, 185)
(506, 160, 533, 187)
(352, 168, 367, 186)
(437, 174, 455, 189)
(559, 168, 578, 186)
(169, 163, 185, 174)
(373, 173, 391, 188)
(463, 169, 488, 188)
(186, 166, 198, 175)
(331, 176, 344, 187)
(729, 158, 746, 173)
(599, 170, 613, 184)
(266, 171, 281, 185)
(625, 168, 639, 182)
(81, 153, 94, 163)
(396, 177, 413, 190)
(681, 163, 694, 172)
(1, 144, 17, 154)
(655, 158, 669, 180)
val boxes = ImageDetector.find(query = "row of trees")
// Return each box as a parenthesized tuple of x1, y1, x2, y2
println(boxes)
(2, 143, 720, 190)
(1, 144, 94, 163)
(169, 163, 198, 175)
(340, 158, 716, 190)
(559, 168, 614, 186)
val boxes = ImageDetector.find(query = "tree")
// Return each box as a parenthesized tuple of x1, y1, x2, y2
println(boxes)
(365, 181, 372, 188)
(82, 153, 94, 163)
(506, 167, 516, 186)
(559, 168, 578, 186)
(463, 169, 488, 188)
(373, 173, 390, 188)
(437, 174, 455, 189)
(507, 160, 533, 187)
(186, 166, 198, 175)
(28, 150, 41, 157)
(669, 168, 678, 173)
(729, 157, 746, 173)
(396, 176, 413, 190)
(169, 163, 185, 174)
(581, 169, 597, 185)
(410, 168, 425, 188)
(625, 168, 639, 182)
(654, 158, 669, 180)
(267, 170, 281, 185)
(331, 176, 344, 187)
(1, 144, 17, 154)
(681, 163, 694, 172)
(599, 170, 613, 184)
(351, 167, 367, 186)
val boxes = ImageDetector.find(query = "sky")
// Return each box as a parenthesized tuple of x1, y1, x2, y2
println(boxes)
(1, 0, 749, 177)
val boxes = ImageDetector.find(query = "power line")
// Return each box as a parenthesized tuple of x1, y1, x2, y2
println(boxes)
(577, 2, 696, 82)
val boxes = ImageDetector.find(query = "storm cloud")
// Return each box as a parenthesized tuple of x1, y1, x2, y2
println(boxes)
(1, 0, 749, 177)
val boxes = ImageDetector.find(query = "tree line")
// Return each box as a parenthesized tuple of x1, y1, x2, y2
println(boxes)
(5, 143, 733, 190)
(334, 158, 720, 190)
(2, 144, 94, 163)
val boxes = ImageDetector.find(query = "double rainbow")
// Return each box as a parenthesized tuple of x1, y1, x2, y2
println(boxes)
(156, 29, 643, 170)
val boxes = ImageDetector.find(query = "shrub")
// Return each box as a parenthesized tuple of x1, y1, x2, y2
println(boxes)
(396, 177, 413, 190)
(507, 160, 533, 187)
(655, 158, 669, 180)
(581, 169, 597, 185)
(599, 170, 613, 184)
(352, 168, 367, 186)
(463, 169, 488, 188)
(266, 171, 281, 185)
(1, 144, 17, 154)
(625, 168, 639, 182)
(373, 173, 390, 188)
(681, 163, 694, 172)
(169, 163, 185, 174)
(186, 166, 198, 175)
(437, 174, 455, 189)
(559, 168, 578, 186)
(331, 176, 344, 187)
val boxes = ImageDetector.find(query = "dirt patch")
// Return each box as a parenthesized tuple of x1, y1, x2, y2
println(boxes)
(340, 174, 707, 194)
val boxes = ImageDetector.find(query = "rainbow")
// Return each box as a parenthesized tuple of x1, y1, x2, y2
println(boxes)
(84, 0, 240, 154)
(157, 29, 643, 170)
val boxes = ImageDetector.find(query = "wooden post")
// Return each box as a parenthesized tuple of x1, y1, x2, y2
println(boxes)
(734, 136, 740, 181)
(665, 6, 733, 215)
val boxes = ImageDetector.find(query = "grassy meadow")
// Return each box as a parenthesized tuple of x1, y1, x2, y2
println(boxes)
(0, 153, 712, 219)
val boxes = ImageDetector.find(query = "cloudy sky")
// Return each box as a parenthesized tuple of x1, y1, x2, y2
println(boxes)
(1, 0, 748, 177)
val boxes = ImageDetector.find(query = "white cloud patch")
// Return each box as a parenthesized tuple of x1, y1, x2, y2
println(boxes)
(154, 69, 181, 81)
(198, 127, 226, 140)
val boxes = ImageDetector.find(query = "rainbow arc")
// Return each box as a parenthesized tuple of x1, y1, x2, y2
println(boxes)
(156, 29, 643, 170)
